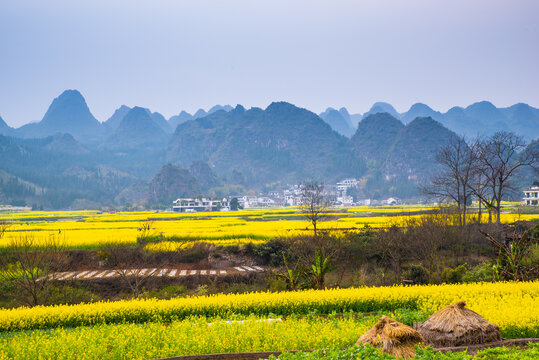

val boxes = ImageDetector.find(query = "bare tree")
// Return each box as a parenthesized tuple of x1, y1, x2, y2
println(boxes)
(423, 136, 477, 226)
(0, 233, 67, 306)
(298, 181, 331, 237)
(375, 225, 410, 278)
(475, 132, 539, 224)
(471, 172, 496, 224)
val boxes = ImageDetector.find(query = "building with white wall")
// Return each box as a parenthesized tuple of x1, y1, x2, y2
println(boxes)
(523, 185, 539, 206)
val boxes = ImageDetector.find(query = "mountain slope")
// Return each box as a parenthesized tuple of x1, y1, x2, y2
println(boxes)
(363, 102, 400, 120)
(32, 133, 89, 154)
(149, 111, 172, 133)
(101, 107, 169, 151)
(0, 134, 136, 209)
(502, 103, 539, 138)
(189, 160, 221, 190)
(105, 105, 172, 134)
(168, 111, 194, 130)
(335, 101, 539, 140)
(350, 112, 404, 164)
(104, 105, 131, 132)
(167, 102, 365, 186)
(15, 90, 104, 143)
(147, 164, 201, 204)
(319, 108, 355, 137)
(401, 103, 442, 124)
(385, 117, 458, 181)
(0, 115, 14, 136)
(168, 105, 233, 131)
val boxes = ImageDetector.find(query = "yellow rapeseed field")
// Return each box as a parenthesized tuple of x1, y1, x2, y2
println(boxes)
(0, 281, 537, 338)
(1, 204, 536, 250)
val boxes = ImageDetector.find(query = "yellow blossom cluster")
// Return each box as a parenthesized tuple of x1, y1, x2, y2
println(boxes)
(1, 205, 535, 250)
(0, 281, 537, 338)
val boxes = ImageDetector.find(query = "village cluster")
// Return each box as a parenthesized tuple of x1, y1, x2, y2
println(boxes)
(172, 183, 539, 213)
(172, 178, 400, 212)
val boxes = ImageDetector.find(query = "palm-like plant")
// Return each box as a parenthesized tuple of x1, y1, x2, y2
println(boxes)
(277, 254, 306, 291)
(310, 250, 335, 290)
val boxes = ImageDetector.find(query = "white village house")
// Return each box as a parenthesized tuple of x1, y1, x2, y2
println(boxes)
(336, 178, 359, 192)
(523, 185, 539, 206)
(172, 198, 229, 212)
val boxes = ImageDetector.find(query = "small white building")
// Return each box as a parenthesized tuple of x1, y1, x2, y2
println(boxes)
(257, 197, 276, 207)
(356, 199, 371, 206)
(335, 195, 354, 207)
(382, 197, 399, 205)
(523, 186, 539, 206)
(239, 196, 259, 208)
(336, 178, 359, 190)
(172, 198, 224, 212)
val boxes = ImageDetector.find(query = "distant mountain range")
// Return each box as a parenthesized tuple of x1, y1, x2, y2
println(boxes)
(168, 105, 233, 130)
(167, 102, 362, 187)
(319, 101, 539, 140)
(14, 90, 105, 144)
(0, 89, 537, 209)
(0, 90, 234, 146)
(101, 106, 169, 151)
(2, 89, 538, 142)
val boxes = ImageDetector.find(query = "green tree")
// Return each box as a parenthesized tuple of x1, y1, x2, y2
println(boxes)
(230, 197, 241, 211)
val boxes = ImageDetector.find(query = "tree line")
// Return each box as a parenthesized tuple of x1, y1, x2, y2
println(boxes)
(423, 131, 539, 225)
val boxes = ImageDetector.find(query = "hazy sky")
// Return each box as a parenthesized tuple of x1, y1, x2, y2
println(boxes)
(1, 0, 538, 127)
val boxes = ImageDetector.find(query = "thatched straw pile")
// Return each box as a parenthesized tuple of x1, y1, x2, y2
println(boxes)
(356, 316, 424, 359)
(418, 300, 502, 347)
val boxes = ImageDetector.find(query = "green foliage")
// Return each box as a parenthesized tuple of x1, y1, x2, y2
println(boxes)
(310, 250, 335, 290)
(96, 250, 110, 263)
(194, 284, 209, 297)
(275, 343, 539, 360)
(389, 308, 429, 326)
(529, 222, 539, 239)
(277, 255, 307, 291)
(442, 265, 467, 284)
(473, 342, 539, 360)
(250, 239, 290, 266)
(522, 244, 539, 268)
(47, 284, 100, 305)
(462, 262, 494, 283)
(230, 197, 241, 211)
(148, 285, 188, 300)
(485, 230, 537, 281)
(403, 265, 430, 285)
(273, 345, 394, 360)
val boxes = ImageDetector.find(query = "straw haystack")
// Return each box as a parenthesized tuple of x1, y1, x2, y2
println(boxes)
(418, 301, 502, 347)
(356, 316, 424, 359)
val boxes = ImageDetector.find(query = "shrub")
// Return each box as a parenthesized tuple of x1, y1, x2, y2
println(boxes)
(149, 285, 188, 300)
(403, 265, 429, 285)
(462, 262, 494, 283)
(442, 264, 467, 284)
(250, 238, 290, 266)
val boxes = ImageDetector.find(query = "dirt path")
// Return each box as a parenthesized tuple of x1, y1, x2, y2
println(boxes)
(45, 266, 265, 281)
